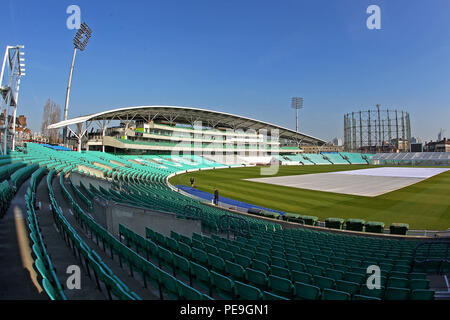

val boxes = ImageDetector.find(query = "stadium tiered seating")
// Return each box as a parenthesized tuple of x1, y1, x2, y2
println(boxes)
(3, 144, 445, 300)
(118, 224, 438, 300)
(302, 154, 331, 165)
(321, 153, 349, 164)
(340, 152, 368, 164)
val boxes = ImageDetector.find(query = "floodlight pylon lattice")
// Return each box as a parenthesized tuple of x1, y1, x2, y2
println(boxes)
(0, 45, 26, 154)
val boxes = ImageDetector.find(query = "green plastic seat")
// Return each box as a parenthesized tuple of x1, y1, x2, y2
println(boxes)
(294, 282, 321, 300)
(387, 277, 408, 289)
(313, 275, 335, 291)
(336, 280, 360, 296)
(158, 246, 174, 272)
(192, 248, 209, 266)
(267, 275, 294, 299)
(343, 272, 365, 285)
(352, 294, 381, 301)
(384, 287, 410, 300)
(211, 271, 235, 300)
(252, 259, 270, 274)
(234, 254, 252, 269)
(322, 288, 351, 300)
(159, 270, 179, 299)
(263, 290, 289, 300)
(190, 262, 211, 294)
(218, 249, 234, 262)
(409, 279, 430, 290)
(173, 253, 190, 281)
(305, 264, 324, 276)
(271, 265, 291, 279)
(410, 289, 434, 300)
(291, 271, 313, 285)
(326, 268, 344, 281)
(234, 281, 263, 300)
(359, 284, 385, 299)
(225, 261, 246, 282)
(246, 268, 268, 291)
(288, 260, 305, 273)
(42, 278, 59, 300)
(208, 253, 226, 274)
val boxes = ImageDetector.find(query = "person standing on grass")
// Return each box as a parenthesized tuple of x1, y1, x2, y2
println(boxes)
(190, 177, 195, 188)
(213, 187, 219, 205)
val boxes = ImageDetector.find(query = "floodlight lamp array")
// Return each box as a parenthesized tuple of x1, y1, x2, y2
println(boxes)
(73, 22, 92, 51)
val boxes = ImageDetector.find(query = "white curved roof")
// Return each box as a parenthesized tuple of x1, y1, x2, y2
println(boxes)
(48, 105, 326, 144)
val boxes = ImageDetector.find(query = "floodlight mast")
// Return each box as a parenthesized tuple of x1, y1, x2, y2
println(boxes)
(62, 22, 92, 146)
(291, 97, 303, 133)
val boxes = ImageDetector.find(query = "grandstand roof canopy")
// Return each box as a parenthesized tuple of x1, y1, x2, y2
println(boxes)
(48, 105, 326, 144)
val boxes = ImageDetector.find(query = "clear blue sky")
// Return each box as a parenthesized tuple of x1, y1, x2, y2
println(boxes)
(1, 0, 450, 142)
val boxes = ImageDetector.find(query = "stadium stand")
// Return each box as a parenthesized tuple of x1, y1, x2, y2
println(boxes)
(0, 144, 447, 300)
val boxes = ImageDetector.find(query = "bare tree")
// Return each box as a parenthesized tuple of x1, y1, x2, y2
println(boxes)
(41, 99, 61, 144)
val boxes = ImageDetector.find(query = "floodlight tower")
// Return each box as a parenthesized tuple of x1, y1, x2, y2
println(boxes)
(291, 97, 303, 132)
(62, 22, 92, 145)
(0, 45, 26, 154)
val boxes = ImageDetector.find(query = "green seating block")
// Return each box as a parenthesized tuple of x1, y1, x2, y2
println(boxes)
(346, 219, 365, 232)
(325, 218, 345, 230)
(390, 223, 409, 235)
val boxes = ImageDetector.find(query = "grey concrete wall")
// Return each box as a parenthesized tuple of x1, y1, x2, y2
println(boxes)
(106, 202, 203, 238)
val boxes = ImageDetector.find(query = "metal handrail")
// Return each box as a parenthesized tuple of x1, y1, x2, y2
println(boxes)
(413, 239, 450, 274)
(183, 204, 203, 220)
(219, 215, 250, 240)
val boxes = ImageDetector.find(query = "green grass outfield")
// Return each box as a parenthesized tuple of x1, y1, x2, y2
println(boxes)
(169, 165, 450, 231)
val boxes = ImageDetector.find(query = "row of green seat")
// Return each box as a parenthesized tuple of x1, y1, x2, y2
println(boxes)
(25, 168, 67, 300)
(11, 163, 39, 191)
(60, 176, 210, 300)
(47, 170, 140, 300)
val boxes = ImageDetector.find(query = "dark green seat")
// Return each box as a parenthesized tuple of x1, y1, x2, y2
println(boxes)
(208, 253, 226, 273)
(322, 288, 351, 300)
(384, 287, 410, 300)
(313, 275, 335, 291)
(225, 261, 246, 282)
(218, 249, 234, 262)
(409, 279, 429, 290)
(263, 290, 289, 300)
(234, 281, 263, 300)
(387, 277, 408, 289)
(159, 270, 179, 299)
(178, 242, 192, 259)
(192, 248, 209, 266)
(246, 268, 268, 290)
(335, 280, 360, 296)
(211, 271, 235, 300)
(288, 260, 305, 272)
(352, 294, 381, 301)
(359, 284, 384, 299)
(190, 262, 211, 294)
(173, 253, 190, 281)
(271, 265, 291, 279)
(291, 271, 313, 284)
(158, 246, 174, 273)
(410, 289, 434, 300)
(235, 254, 252, 269)
(267, 275, 294, 299)
(343, 272, 365, 284)
(305, 264, 324, 276)
(326, 268, 344, 281)
(252, 259, 270, 274)
(294, 282, 320, 300)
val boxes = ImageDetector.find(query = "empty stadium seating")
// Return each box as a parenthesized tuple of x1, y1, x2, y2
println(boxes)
(0, 144, 446, 300)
